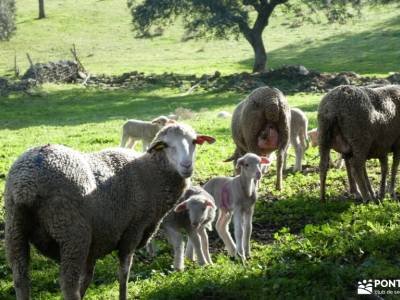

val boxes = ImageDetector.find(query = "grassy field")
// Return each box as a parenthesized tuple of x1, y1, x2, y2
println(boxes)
(1, 0, 400, 299)
(0, 1, 399, 76)
(1, 86, 400, 299)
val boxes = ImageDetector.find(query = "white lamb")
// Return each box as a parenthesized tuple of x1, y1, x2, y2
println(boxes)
(203, 153, 270, 262)
(120, 116, 173, 151)
(163, 186, 216, 271)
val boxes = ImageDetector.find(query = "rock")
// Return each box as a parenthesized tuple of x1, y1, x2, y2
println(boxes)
(387, 73, 400, 84)
(328, 74, 351, 86)
(22, 60, 81, 83)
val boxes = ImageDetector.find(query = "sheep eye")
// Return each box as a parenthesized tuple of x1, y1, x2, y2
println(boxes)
(245, 163, 249, 167)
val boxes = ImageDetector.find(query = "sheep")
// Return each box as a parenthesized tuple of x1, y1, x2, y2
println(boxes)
(162, 186, 216, 271)
(203, 153, 270, 262)
(227, 86, 290, 190)
(308, 128, 344, 169)
(318, 85, 400, 202)
(120, 116, 172, 151)
(284, 108, 308, 172)
(4, 123, 215, 300)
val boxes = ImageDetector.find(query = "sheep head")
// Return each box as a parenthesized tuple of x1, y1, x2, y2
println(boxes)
(174, 195, 216, 229)
(147, 124, 215, 178)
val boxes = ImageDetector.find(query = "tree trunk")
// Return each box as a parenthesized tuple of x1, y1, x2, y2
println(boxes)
(247, 31, 267, 73)
(38, 0, 46, 19)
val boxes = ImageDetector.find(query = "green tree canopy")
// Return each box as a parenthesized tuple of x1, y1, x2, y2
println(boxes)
(128, 0, 398, 72)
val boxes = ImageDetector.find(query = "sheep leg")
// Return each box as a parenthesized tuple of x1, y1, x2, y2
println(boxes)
(243, 207, 254, 259)
(5, 208, 30, 300)
(165, 227, 185, 271)
(57, 227, 90, 300)
(118, 252, 133, 300)
(40, 201, 90, 300)
(276, 149, 284, 190)
(379, 156, 388, 200)
(79, 260, 96, 298)
(319, 146, 331, 201)
(188, 230, 208, 266)
(390, 152, 400, 200)
(185, 238, 195, 261)
(292, 137, 303, 172)
(363, 164, 376, 200)
(344, 157, 361, 199)
(350, 158, 373, 202)
(334, 154, 345, 169)
(198, 227, 212, 264)
(233, 210, 245, 262)
(126, 138, 136, 149)
(120, 134, 129, 148)
(215, 210, 236, 257)
(283, 149, 288, 171)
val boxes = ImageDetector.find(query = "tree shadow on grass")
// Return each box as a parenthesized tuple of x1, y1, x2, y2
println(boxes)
(238, 15, 400, 75)
(0, 87, 244, 130)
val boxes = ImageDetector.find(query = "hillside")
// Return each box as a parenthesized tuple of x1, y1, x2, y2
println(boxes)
(0, 0, 399, 76)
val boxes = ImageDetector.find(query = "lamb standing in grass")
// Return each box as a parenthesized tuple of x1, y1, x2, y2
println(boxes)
(228, 86, 290, 190)
(5, 124, 215, 300)
(204, 153, 269, 262)
(284, 108, 308, 172)
(318, 85, 400, 202)
(120, 116, 172, 151)
(162, 186, 216, 271)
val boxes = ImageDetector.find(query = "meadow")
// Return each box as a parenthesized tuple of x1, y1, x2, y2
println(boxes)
(1, 0, 400, 299)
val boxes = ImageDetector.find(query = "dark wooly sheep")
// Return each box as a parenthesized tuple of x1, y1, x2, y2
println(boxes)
(228, 86, 290, 190)
(5, 123, 215, 300)
(318, 85, 400, 202)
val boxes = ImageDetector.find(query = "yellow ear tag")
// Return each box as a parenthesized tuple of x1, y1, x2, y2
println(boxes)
(154, 143, 165, 151)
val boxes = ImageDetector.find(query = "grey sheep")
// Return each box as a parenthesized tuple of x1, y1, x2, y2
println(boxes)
(204, 153, 270, 262)
(228, 86, 290, 190)
(120, 116, 173, 151)
(318, 85, 400, 202)
(162, 186, 216, 271)
(284, 108, 309, 172)
(5, 123, 215, 300)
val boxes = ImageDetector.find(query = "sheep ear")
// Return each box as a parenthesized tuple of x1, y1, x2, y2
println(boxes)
(166, 119, 176, 125)
(174, 201, 188, 212)
(204, 200, 216, 209)
(151, 118, 159, 124)
(195, 135, 216, 145)
(260, 157, 270, 165)
(236, 157, 244, 169)
(147, 141, 167, 153)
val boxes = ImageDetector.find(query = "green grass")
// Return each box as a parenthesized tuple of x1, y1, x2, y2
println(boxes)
(0, 1, 399, 76)
(1, 85, 400, 299)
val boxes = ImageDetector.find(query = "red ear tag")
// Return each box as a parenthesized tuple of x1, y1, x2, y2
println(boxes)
(195, 135, 216, 145)
(260, 157, 270, 164)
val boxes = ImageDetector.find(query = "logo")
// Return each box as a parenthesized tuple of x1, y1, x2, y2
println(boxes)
(358, 280, 374, 295)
